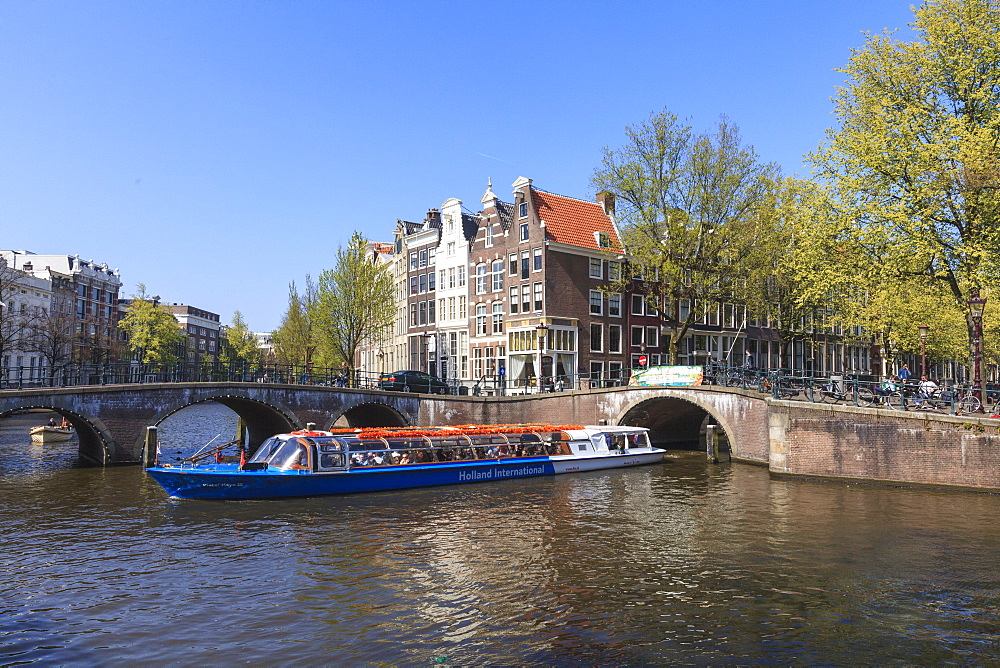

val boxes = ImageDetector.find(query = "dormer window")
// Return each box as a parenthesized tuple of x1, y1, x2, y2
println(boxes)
(518, 202, 528, 218)
(596, 231, 611, 249)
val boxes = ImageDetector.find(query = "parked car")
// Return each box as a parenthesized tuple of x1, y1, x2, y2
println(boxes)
(378, 370, 450, 394)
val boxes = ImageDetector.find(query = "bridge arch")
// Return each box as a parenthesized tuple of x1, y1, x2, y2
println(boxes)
(145, 392, 299, 455)
(0, 403, 113, 465)
(331, 401, 409, 429)
(613, 390, 744, 452)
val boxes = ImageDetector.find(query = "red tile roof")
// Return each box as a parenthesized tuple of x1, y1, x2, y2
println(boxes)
(530, 188, 621, 252)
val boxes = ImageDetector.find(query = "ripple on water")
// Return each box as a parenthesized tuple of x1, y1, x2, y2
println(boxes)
(4, 405, 1000, 663)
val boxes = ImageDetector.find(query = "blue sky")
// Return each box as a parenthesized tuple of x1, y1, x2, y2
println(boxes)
(1, 1, 917, 331)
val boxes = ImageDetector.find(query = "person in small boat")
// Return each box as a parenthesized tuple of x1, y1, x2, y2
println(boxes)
(47, 417, 57, 427)
(60, 417, 70, 428)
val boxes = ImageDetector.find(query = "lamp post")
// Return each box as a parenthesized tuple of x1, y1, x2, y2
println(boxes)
(968, 291, 987, 411)
(918, 323, 930, 378)
(535, 323, 549, 394)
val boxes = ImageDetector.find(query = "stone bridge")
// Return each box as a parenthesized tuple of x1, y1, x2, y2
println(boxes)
(0, 382, 769, 465)
(3, 382, 999, 490)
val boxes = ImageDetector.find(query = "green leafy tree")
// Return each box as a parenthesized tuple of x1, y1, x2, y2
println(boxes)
(272, 277, 318, 367)
(312, 231, 394, 373)
(810, 0, 1000, 378)
(117, 284, 185, 364)
(220, 311, 262, 366)
(592, 109, 781, 363)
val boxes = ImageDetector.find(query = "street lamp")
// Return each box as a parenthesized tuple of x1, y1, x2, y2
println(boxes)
(535, 323, 549, 393)
(968, 291, 988, 410)
(918, 323, 930, 377)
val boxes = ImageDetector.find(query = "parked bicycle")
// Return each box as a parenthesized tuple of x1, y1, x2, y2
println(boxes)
(815, 375, 877, 407)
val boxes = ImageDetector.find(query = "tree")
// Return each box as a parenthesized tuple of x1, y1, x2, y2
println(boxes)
(23, 306, 77, 383)
(312, 231, 395, 373)
(117, 285, 185, 364)
(591, 109, 781, 363)
(0, 257, 28, 368)
(220, 311, 262, 366)
(272, 278, 318, 367)
(810, 0, 1000, 378)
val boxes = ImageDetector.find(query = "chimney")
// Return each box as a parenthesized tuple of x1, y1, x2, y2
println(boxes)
(425, 208, 442, 227)
(596, 191, 616, 216)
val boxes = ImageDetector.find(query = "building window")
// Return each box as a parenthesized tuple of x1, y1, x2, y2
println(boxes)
(645, 297, 658, 317)
(631, 326, 644, 346)
(458, 266, 466, 287)
(419, 274, 427, 293)
(589, 258, 603, 279)
(533, 248, 542, 271)
(492, 302, 503, 334)
(589, 290, 603, 315)
(419, 301, 427, 325)
(409, 252, 418, 270)
(475, 264, 488, 295)
(492, 260, 504, 292)
(608, 293, 622, 317)
(448, 297, 456, 320)
(646, 326, 658, 347)
(519, 201, 528, 218)
(631, 294, 644, 316)
(429, 300, 436, 324)
(459, 296, 467, 319)
(609, 325, 622, 353)
(448, 241, 456, 257)
(509, 253, 518, 276)
(475, 304, 488, 335)
(419, 249, 427, 268)
(597, 231, 611, 249)
(410, 277, 418, 295)
(509, 286, 519, 314)
(590, 323, 603, 352)
(409, 303, 417, 327)
(533, 282, 543, 312)
(519, 222, 529, 241)
(521, 284, 531, 313)
(485, 225, 494, 247)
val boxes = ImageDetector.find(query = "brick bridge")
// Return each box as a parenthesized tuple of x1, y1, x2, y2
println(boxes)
(2, 383, 998, 489)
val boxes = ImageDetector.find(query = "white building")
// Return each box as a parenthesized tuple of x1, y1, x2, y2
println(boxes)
(0, 261, 53, 383)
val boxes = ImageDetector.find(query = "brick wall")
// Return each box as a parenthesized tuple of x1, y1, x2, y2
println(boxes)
(769, 401, 1000, 489)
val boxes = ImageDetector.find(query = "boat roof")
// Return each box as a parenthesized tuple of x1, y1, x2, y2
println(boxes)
(278, 424, 647, 441)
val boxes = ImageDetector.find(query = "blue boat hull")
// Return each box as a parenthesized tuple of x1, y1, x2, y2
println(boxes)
(147, 452, 663, 500)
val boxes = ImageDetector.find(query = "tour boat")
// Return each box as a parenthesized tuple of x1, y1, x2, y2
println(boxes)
(146, 423, 666, 500)
(29, 425, 74, 444)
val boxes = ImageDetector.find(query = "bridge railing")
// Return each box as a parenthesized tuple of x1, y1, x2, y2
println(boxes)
(1, 361, 992, 416)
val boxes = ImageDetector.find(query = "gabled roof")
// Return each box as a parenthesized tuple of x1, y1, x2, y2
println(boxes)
(461, 213, 481, 243)
(494, 200, 514, 232)
(530, 188, 621, 252)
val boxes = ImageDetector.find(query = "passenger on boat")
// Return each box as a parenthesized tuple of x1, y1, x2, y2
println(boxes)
(60, 417, 70, 428)
(47, 417, 57, 427)
(399, 452, 413, 464)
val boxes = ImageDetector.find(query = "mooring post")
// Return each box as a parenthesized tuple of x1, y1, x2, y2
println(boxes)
(143, 426, 158, 468)
(706, 424, 719, 463)
(306, 422, 316, 431)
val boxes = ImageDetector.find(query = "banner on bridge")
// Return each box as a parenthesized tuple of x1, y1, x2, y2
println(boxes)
(630, 365, 703, 387)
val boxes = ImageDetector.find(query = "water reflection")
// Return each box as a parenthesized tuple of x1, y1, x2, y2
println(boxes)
(2, 403, 1000, 663)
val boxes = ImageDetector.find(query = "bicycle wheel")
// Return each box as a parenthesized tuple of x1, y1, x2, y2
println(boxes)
(854, 386, 875, 407)
(819, 387, 838, 403)
(959, 393, 981, 414)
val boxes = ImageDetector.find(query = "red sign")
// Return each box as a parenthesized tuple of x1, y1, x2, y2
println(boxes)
(638, 355, 648, 367)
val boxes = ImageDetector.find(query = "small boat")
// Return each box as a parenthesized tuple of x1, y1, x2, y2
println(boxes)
(30, 425, 74, 444)
(146, 423, 666, 500)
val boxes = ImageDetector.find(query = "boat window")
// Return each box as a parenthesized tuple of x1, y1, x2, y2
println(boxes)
(249, 437, 283, 463)
(267, 439, 310, 470)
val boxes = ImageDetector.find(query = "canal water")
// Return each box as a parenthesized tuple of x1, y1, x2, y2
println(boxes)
(2, 403, 1000, 664)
